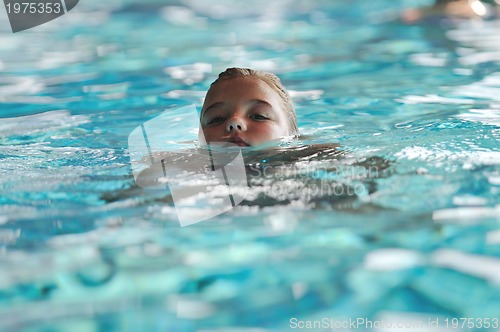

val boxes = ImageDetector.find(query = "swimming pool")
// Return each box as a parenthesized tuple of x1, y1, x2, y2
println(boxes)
(1, 0, 500, 330)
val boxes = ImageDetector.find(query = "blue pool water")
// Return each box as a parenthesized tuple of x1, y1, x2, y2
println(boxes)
(1, 0, 500, 331)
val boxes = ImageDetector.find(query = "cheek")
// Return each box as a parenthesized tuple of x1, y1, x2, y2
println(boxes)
(202, 127, 215, 139)
(248, 122, 286, 139)
(201, 126, 225, 143)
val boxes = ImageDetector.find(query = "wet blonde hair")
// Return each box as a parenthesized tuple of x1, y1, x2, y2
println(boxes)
(205, 67, 298, 135)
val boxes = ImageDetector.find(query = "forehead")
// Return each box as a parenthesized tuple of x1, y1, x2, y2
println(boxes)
(203, 77, 281, 108)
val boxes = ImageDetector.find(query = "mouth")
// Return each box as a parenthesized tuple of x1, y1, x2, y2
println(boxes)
(226, 137, 250, 147)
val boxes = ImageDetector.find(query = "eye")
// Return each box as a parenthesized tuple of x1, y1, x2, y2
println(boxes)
(250, 114, 269, 121)
(207, 116, 226, 125)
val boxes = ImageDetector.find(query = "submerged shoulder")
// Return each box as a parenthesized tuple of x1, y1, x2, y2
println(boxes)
(244, 143, 343, 164)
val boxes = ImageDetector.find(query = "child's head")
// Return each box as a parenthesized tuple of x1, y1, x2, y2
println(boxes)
(199, 67, 298, 147)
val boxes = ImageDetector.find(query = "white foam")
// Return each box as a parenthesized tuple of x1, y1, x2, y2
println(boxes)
(452, 195, 488, 206)
(456, 108, 500, 127)
(396, 94, 474, 105)
(432, 249, 500, 284)
(395, 146, 500, 166)
(432, 205, 500, 221)
(0, 110, 89, 136)
(364, 248, 424, 271)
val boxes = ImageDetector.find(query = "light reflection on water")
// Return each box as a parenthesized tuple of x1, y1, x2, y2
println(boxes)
(0, 0, 499, 330)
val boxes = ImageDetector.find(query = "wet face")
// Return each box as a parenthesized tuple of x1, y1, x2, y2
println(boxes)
(200, 77, 291, 147)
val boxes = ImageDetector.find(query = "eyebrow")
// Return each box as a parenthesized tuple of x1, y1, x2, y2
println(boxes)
(202, 99, 273, 117)
(202, 102, 225, 116)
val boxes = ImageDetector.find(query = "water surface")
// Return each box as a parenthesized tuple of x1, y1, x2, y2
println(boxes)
(0, 0, 500, 331)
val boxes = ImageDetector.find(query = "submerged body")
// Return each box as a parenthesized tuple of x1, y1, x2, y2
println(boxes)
(129, 68, 390, 209)
(122, 143, 391, 211)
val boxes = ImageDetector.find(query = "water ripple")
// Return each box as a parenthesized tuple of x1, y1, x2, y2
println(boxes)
(0, 110, 90, 137)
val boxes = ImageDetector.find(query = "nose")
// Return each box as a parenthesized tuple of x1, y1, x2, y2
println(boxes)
(226, 116, 247, 133)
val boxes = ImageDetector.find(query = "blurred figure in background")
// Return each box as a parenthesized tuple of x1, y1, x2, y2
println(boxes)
(402, 0, 499, 23)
